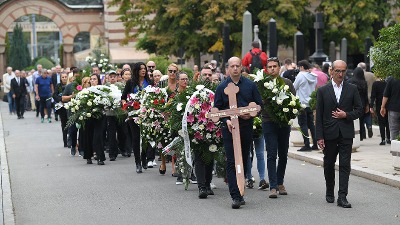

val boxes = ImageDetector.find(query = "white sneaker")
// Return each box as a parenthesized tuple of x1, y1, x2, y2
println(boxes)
(210, 183, 217, 189)
(147, 161, 153, 168)
(152, 160, 157, 166)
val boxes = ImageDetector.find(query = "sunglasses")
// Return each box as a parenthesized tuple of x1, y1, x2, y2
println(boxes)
(148, 66, 155, 68)
(334, 69, 346, 74)
(168, 70, 177, 73)
(268, 57, 279, 62)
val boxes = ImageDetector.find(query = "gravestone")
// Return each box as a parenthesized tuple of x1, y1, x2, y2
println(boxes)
(340, 38, 347, 63)
(268, 18, 277, 57)
(254, 25, 262, 50)
(241, 11, 252, 59)
(294, 31, 304, 62)
(309, 13, 328, 65)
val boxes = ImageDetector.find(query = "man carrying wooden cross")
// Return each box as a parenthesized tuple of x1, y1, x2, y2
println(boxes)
(214, 56, 263, 209)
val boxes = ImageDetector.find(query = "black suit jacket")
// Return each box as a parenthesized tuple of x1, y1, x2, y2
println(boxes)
(10, 77, 28, 98)
(51, 73, 60, 86)
(316, 81, 363, 140)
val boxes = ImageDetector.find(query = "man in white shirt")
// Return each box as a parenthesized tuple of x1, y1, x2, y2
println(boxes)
(3, 66, 15, 114)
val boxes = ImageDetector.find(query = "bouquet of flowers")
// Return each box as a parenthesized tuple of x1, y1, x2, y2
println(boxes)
(85, 53, 116, 73)
(250, 69, 305, 126)
(134, 86, 169, 150)
(122, 93, 142, 118)
(252, 116, 263, 138)
(66, 85, 121, 128)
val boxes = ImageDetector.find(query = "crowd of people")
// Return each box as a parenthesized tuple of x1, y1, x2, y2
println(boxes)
(1, 46, 397, 209)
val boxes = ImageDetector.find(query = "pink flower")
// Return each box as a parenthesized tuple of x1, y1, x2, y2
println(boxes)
(216, 128, 222, 138)
(190, 97, 199, 105)
(194, 131, 203, 140)
(157, 142, 163, 149)
(209, 93, 215, 102)
(201, 102, 211, 111)
(155, 88, 160, 94)
(187, 113, 195, 124)
(76, 85, 83, 91)
(197, 111, 207, 123)
(206, 121, 216, 131)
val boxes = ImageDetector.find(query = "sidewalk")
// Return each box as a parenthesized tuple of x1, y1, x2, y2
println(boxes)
(288, 127, 400, 189)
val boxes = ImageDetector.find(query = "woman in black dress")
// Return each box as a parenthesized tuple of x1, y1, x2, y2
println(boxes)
(371, 78, 390, 145)
(53, 72, 69, 147)
(122, 62, 153, 173)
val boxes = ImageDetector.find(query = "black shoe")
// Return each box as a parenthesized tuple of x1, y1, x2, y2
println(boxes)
(239, 198, 246, 205)
(17, 116, 21, 119)
(70, 148, 76, 156)
(97, 160, 105, 165)
(379, 141, 386, 145)
(206, 187, 214, 195)
(55, 117, 59, 121)
(136, 165, 142, 173)
(21, 116, 24, 119)
(387, 139, 391, 144)
(198, 188, 208, 199)
(109, 156, 116, 161)
(126, 153, 131, 157)
(297, 146, 311, 151)
(231, 199, 241, 209)
(337, 197, 352, 208)
(246, 179, 254, 189)
(368, 127, 373, 138)
(142, 160, 148, 170)
(326, 195, 335, 203)
(159, 166, 166, 175)
(87, 159, 93, 164)
(311, 145, 319, 150)
(64, 144, 68, 148)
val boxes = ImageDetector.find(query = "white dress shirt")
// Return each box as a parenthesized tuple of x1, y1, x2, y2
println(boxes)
(332, 80, 343, 103)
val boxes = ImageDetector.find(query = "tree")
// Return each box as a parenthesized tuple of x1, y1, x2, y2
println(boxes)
(317, 0, 400, 55)
(370, 23, 400, 79)
(9, 24, 31, 70)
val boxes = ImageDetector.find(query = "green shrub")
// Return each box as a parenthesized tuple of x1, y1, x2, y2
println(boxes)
(35, 57, 55, 70)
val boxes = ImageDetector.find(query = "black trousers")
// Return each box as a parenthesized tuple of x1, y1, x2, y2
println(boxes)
(128, 120, 146, 165)
(194, 151, 214, 189)
(15, 95, 25, 117)
(298, 107, 317, 147)
(58, 108, 68, 146)
(376, 106, 390, 141)
(323, 134, 352, 198)
(83, 117, 106, 161)
(107, 116, 131, 157)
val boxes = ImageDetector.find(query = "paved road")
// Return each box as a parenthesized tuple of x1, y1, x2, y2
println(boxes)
(1, 103, 400, 225)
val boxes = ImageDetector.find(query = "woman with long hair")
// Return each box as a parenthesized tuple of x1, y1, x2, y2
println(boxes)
(348, 67, 369, 140)
(122, 62, 153, 173)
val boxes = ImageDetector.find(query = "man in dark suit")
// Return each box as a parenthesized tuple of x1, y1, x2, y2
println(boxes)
(11, 70, 28, 119)
(316, 60, 363, 208)
(51, 65, 62, 121)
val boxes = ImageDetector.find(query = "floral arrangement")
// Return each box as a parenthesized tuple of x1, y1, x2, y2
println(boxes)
(66, 85, 121, 128)
(133, 86, 169, 150)
(250, 69, 305, 126)
(252, 116, 263, 138)
(85, 53, 116, 74)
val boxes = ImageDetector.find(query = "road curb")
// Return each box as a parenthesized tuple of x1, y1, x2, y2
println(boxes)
(0, 112, 15, 225)
(288, 151, 400, 189)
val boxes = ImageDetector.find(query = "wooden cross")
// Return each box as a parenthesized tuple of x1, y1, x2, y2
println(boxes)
(208, 83, 261, 196)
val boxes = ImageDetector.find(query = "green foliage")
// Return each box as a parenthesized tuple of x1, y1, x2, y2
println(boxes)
(35, 58, 55, 70)
(309, 90, 317, 110)
(317, 0, 400, 54)
(9, 24, 31, 70)
(148, 55, 171, 75)
(5, 33, 10, 65)
(59, 44, 64, 68)
(370, 23, 400, 79)
(180, 67, 194, 80)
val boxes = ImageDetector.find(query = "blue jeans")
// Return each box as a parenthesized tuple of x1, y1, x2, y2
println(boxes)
(222, 124, 252, 201)
(246, 136, 266, 181)
(7, 92, 15, 113)
(39, 96, 52, 119)
(364, 112, 372, 128)
(263, 121, 291, 190)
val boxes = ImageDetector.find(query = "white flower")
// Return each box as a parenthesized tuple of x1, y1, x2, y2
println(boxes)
(283, 108, 289, 112)
(100, 53, 105, 57)
(104, 59, 108, 62)
(264, 82, 269, 88)
(75, 105, 79, 110)
(272, 88, 278, 93)
(192, 124, 199, 130)
(98, 64, 102, 68)
(293, 109, 298, 114)
(276, 100, 283, 105)
(71, 108, 75, 112)
(199, 124, 205, 130)
(87, 101, 92, 106)
(288, 120, 293, 125)
(177, 103, 183, 111)
(100, 59, 103, 63)
(209, 144, 218, 152)
(200, 91, 207, 98)
(194, 104, 200, 109)
(64, 105, 69, 109)
(272, 90, 289, 103)
(252, 70, 265, 82)
(178, 129, 184, 137)
(301, 104, 306, 108)
(284, 85, 289, 91)
(206, 133, 212, 139)
(253, 125, 256, 130)
(289, 101, 296, 106)
(79, 116, 83, 120)
(86, 113, 92, 117)
(196, 85, 205, 91)
(76, 100, 80, 105)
